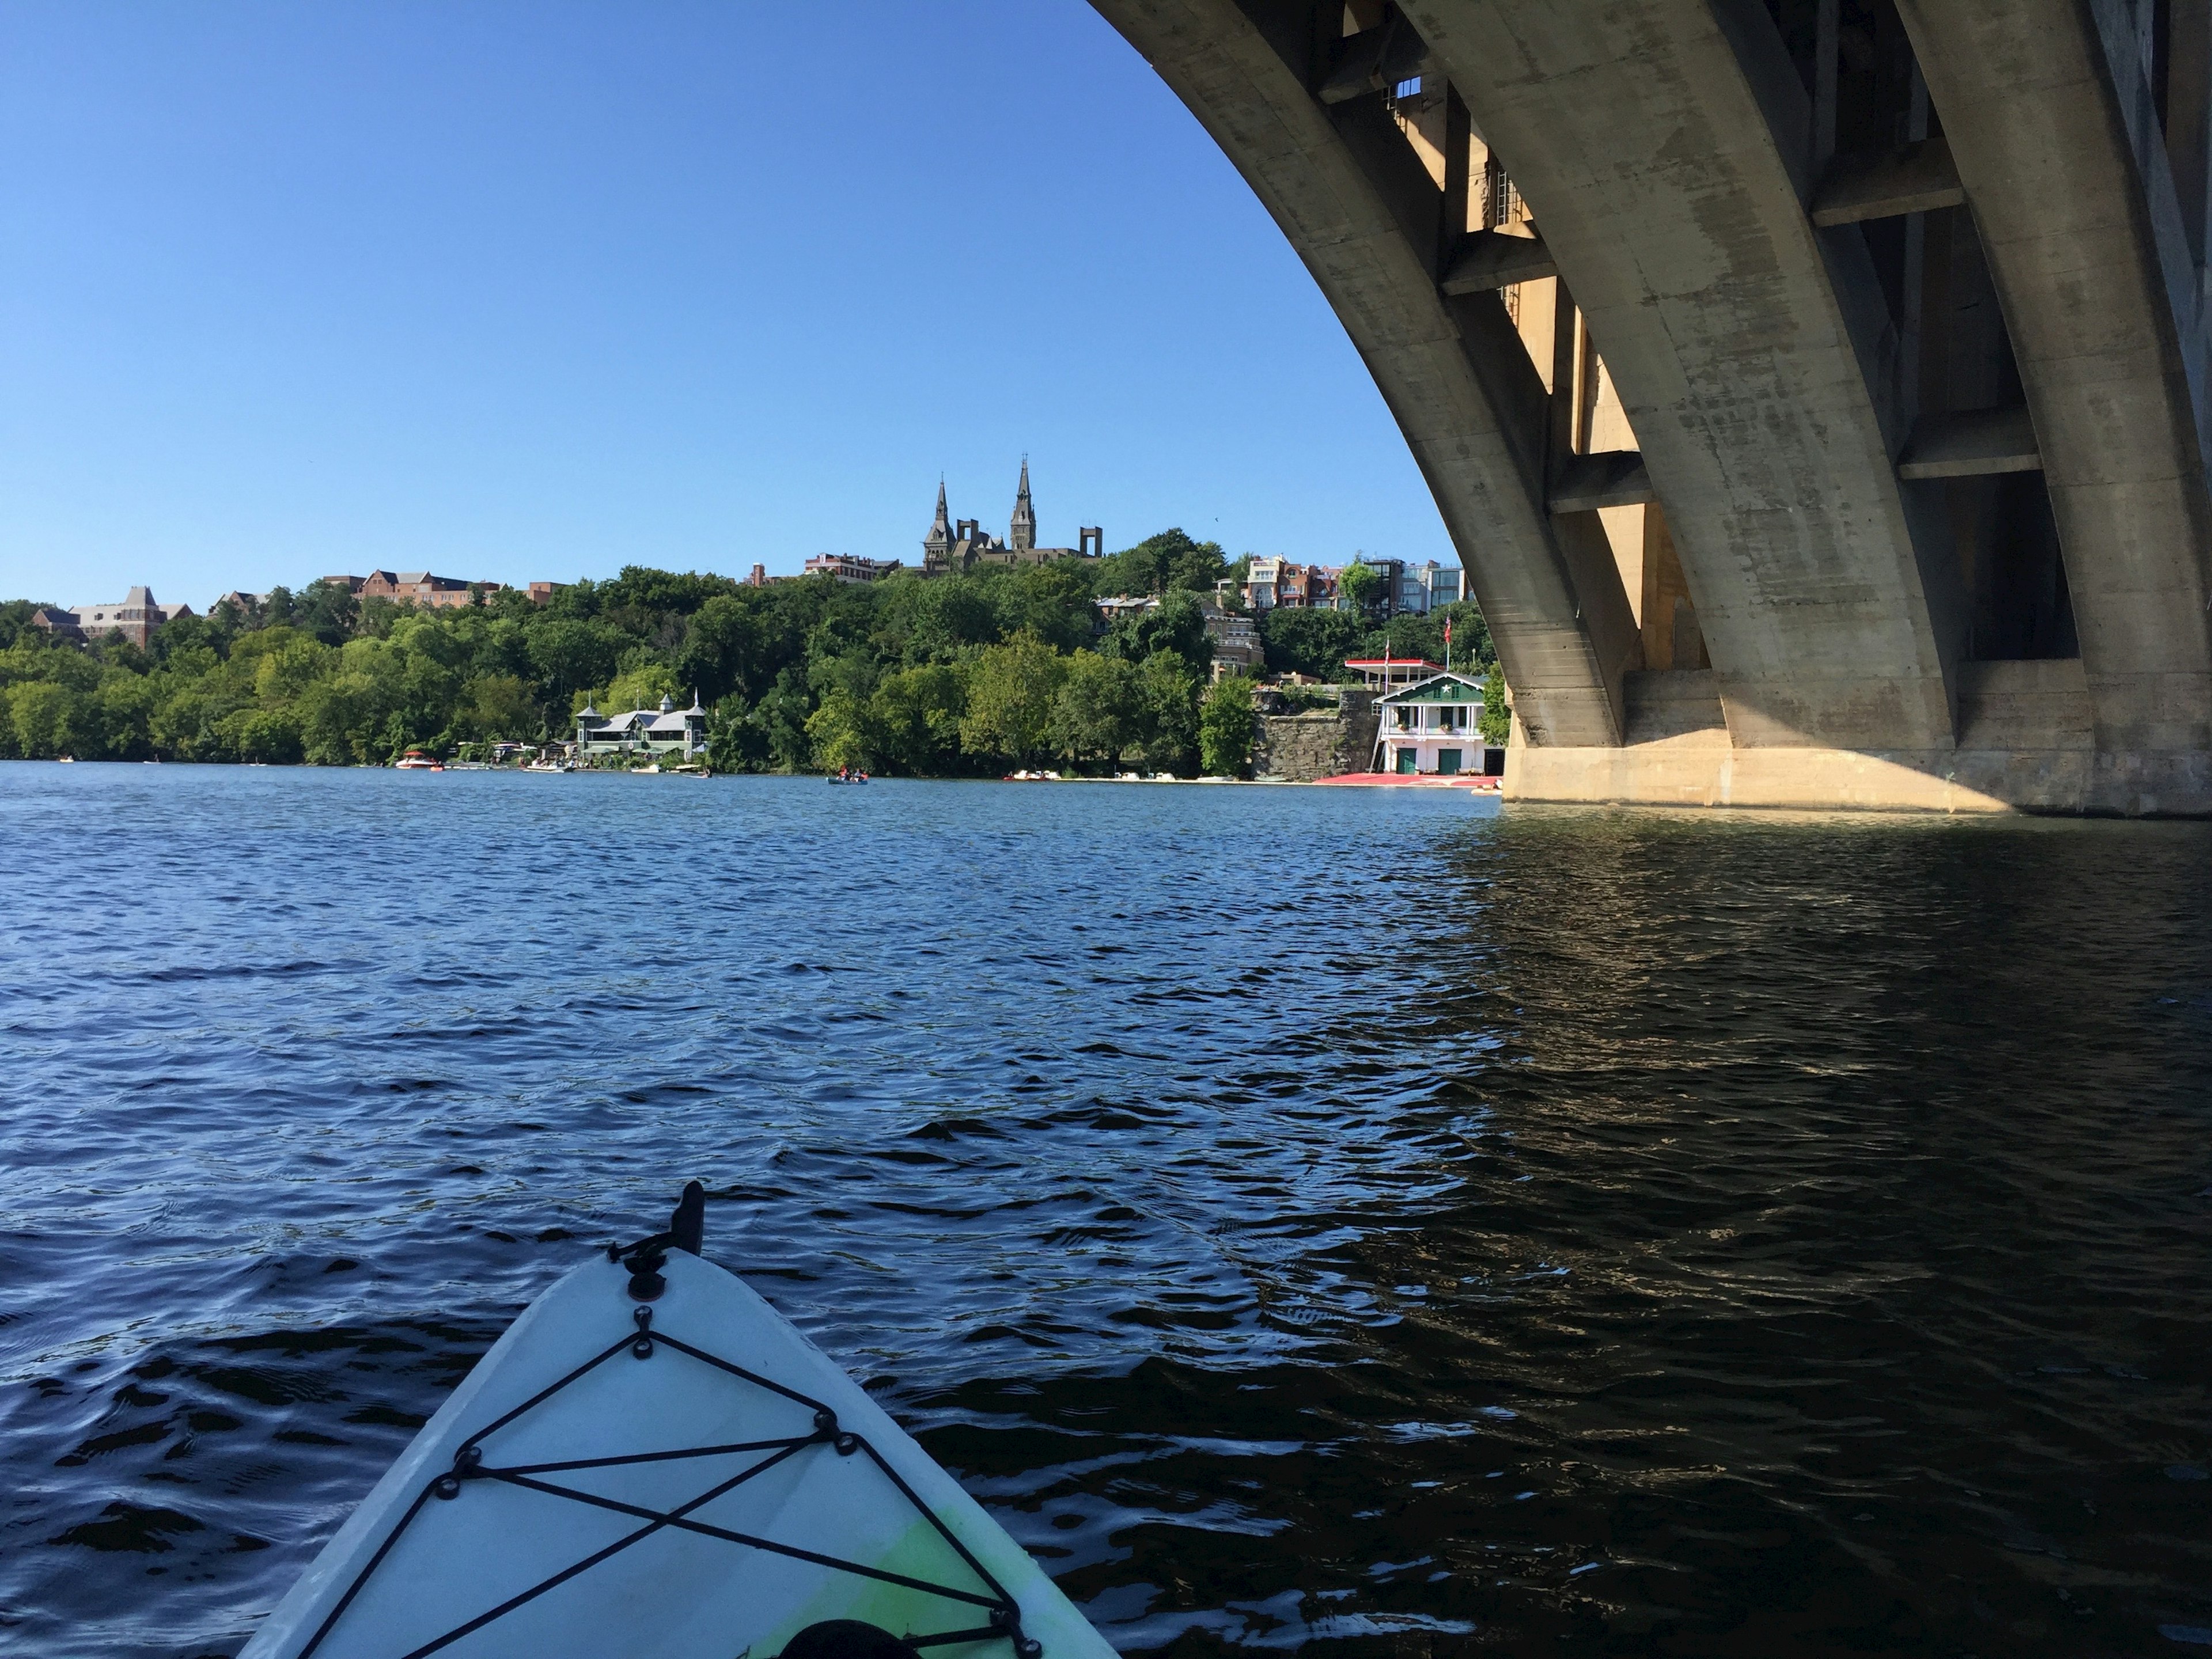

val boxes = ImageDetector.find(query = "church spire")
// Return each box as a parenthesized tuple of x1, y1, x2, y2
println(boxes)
(924, 477, 952, 563)
(1009, 458, 1036, 554)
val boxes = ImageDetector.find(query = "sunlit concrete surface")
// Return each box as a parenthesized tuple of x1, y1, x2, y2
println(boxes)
(1092, 0, 2212, 814)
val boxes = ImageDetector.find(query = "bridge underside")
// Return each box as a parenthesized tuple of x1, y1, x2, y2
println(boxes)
(1094, 0, 2212, 814)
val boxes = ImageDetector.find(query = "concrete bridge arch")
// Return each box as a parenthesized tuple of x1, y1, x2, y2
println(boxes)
(1090, 0, 2212, 813)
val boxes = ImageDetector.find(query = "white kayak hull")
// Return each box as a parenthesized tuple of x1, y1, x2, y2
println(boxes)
(243, 1245, 1113, 1659)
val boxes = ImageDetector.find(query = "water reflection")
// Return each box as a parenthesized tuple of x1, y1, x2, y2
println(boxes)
(0, 770, 2206, 1656)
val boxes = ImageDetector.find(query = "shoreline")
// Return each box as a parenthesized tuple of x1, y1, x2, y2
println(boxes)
(10, 757, 1503, 791)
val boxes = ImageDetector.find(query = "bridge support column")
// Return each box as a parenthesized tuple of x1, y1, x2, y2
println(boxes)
(1089, 0, 1637, 748)
(1893, 0, 2212, 814)
(1091, 0, 2212, 812)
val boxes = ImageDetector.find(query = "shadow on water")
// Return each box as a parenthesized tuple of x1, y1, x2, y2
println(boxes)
(0, 768, 2207, 1656)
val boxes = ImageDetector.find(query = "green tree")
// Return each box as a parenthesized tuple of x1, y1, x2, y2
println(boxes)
(805, 687, 876, 772)
(1132, 650, 1202, 775)
(1093, 528, 1226, 598)
(1027, 562, 1109, 650)
(464, 675, 539, 741)
(1260, 606, 1364, 679)
(1337, 559, 1384, 615)
(1220, 556, 1252, 611)
(748, 666, 815, 772)
(870, 662, 967, 774)
(1199, 673, 1258, 778)
(0, 600, 55, 652)
(1480, 663, 1511, 747)
(1102, 589, 1212, 672)
(704, 693, 762, 772)
(0, 550, 1208, 772)
(1352, 599, 1493, 675)
(1051, 650, 1140, 769)
(218, 704, 305, 764)
(293, 579, 361, 645)
(873, 571, 995, 665)
(92, 669, 157, 759)
(7, 681, 84, 757)
(528, 619, 624, 704)
(674, 593, 762, 703)
(590, 660, 682, 718)
(960, 631, 1068, 766)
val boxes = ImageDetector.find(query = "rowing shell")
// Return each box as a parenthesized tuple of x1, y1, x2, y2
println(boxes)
(243, 1198, 1113, 1659)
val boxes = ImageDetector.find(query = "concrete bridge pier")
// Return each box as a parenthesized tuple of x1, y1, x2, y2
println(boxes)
(1091, 0, 2212, 813)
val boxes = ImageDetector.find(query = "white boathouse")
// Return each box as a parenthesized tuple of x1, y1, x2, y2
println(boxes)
(1372, 671, 1500, 776)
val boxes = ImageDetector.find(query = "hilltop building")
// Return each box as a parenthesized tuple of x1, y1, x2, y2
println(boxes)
(922, 464, 1102, 575)
(1230, 558, 1464, 616)
(40, 588, 195, 650)
(804, 555, 903, 585)
(321, 572, 507, 609)
(1202, 600, 1265, 675)
(28, 607, 86, 643)
(1242, 558, 1341, 611)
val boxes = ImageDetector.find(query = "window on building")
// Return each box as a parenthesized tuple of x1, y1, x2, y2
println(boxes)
(1393, 75, 1422, 100)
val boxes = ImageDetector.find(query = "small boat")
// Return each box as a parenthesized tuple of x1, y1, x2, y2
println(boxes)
(55, 755, 75, 763)
(241, 1186, 1110, 1659)
(632, 762, 661, 774)
(394, 749, 442, 771)
(827, 771, 870, 785)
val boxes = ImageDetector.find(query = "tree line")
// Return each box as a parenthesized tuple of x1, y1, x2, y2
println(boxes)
(0, 530, 1501, 774)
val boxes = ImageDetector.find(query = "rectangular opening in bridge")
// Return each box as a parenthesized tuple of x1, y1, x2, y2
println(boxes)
(2160, 0, 2210, 262)
(1772, 0, 2081, 667)
(1915, 168, 2074, 662)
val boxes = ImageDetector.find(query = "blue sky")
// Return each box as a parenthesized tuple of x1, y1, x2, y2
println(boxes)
(0, 1, 1450, 608)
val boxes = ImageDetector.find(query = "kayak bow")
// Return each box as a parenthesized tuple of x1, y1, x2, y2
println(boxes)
(244, 1186, 1112, 1659)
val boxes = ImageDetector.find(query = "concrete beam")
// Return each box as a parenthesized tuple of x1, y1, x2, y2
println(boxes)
(1088, 0, 1634, 747)
(1899, 0, 2212, 778)
(1319, 18, 1429, 104)
(1897, 404, 2041, 480)
(1402, 0, 1963, 751)
(1550, 450, 1656, 513)
(1440, 226, 1558, 293)
(1810, 135, 1967, 227)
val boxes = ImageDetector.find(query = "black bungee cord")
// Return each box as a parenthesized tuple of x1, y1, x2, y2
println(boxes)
(294, 1184, 1043, 1659)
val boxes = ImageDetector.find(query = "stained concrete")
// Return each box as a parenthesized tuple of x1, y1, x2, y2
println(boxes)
(1402, 0, 1963, 753)
(1897, 0, 2212, 782)
(1088, 0, 1636, 747)
(1086, 0, 2212, 815)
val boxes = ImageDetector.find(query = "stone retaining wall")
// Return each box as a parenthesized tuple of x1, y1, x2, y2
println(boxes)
(1252, 691, 1378, 781)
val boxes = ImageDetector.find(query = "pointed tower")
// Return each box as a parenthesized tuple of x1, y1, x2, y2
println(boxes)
(1009, 459, 1036, 554)
(923, 479, 953, 565)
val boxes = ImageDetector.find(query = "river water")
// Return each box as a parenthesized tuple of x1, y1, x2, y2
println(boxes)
(1, 765, 2207, 1658)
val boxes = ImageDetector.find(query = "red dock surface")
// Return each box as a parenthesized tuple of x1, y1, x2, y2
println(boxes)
(1313, 772, 1500, 789)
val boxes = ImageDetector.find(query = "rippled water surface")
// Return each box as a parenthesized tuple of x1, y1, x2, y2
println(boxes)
(2, 764, 2209, 1658)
